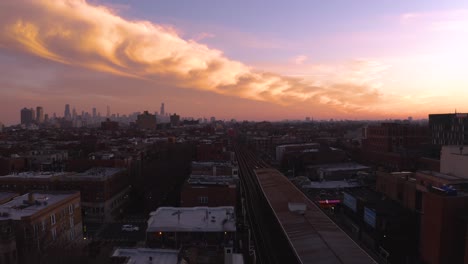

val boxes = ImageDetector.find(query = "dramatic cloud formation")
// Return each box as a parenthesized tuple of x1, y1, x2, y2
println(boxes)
(0, 0, 387, 116)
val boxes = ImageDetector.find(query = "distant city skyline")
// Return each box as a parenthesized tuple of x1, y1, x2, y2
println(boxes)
(1, 1, 468, 125)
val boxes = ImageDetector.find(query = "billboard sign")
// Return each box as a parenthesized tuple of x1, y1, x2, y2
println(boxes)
(364, 207, 376, 228)
(343, 192, 357, 212)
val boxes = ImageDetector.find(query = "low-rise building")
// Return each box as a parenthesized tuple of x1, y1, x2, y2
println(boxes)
(0, 191, 82, 262)
(146, 207, 236, 249)
(0, 168, 130, 222)
(180, 176, 237, 207)
(111, 248, 180, 264)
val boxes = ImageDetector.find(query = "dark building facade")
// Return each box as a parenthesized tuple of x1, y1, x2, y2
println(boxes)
(429, 113, 468, 145)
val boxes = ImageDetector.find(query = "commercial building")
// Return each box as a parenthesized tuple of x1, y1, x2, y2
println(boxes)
(341, 188, 419, 263)
(429, 113, 468, 145)
(36, 107, 44, 123)
(20, 108, 33, 125)
(306, 162, 370, 181)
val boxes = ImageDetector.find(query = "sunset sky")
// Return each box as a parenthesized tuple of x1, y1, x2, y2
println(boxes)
(1, 0, 468, 125)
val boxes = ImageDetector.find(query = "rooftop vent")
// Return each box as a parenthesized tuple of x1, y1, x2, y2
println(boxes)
(288, 202, 307, 215)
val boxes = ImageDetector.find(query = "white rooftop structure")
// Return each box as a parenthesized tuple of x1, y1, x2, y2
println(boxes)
(147, 207, 236, 233)
(0, 192, 77, 220)
(112, 248, 179, 264)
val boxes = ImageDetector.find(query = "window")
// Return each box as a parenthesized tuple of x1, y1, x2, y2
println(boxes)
(33, 224, 39, 237)
(51, 228, 57, 241)
(69, 204, 74, 215)
(42, 219, 46, 231)
(50, 214, 56, 225)
(198, 196, 208, 204)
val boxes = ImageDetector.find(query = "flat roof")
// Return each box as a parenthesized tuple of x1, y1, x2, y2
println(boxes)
(0, 192, 77, 220)
(303, 180, 362, 189)
(255, 168, 376, 264)
(0, 171, 71, 180)
(418, 171, 468, 181)
(70, 167, 125, 180)
(188, 175, 237, 186)
(112, 248, 179, 264)
(147, 206, 236, 233)
(316, 163, 370, 172)
(0, 192, 19, 204)
(191, 161, 236, 167)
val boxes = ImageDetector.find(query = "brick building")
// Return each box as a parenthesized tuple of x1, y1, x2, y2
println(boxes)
(363, 123, 430, 153)
(180, 176, 237, 207)
(0, 191, 82, 263)
(0, 168, 130, 222)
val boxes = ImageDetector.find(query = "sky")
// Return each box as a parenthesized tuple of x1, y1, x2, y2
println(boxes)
(1, 0, 468, 125)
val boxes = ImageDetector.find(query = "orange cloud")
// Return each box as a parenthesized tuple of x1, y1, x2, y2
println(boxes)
(0, 0, 385, 115)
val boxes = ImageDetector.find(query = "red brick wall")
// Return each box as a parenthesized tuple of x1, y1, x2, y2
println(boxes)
(180, 184, 236, 207)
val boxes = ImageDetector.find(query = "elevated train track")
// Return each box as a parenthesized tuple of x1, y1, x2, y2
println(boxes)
(235, 144, 376, 264)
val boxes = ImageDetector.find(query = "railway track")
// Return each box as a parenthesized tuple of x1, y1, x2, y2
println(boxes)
(234, 144, 300, 264)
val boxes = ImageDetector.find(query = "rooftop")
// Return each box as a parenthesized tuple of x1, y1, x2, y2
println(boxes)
(315, 162, 370, 172)
(187, 175, 237, 186)
(112, 248, 179, 264)
(191, 161, 235, 167)
(0, 171, 72, 180)
(255, 168, 376, 264)
(69, 167, 125, 180)
(0, 192, 19, 204)
(303, 180, 362, 189)
(147, 207, 236, 233)
(417, 170, 468, 181)
(0, 192, 78, 220)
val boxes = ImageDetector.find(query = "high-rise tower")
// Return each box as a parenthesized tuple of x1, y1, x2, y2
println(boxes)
(64, 104, 71, 120)
(36, 106, 44, 123)
(160, 103, 165, 116)
(20, 108, 33, 125)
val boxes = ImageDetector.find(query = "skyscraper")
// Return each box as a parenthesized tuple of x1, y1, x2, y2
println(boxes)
(160, 103, 165, 116)
(92, 107, 97, 118)
(30, 108, 36, 122)
(107, 105, 110, 117)
(64, 104, 71, 120)
(20, 108, 33, 125)
(36, 106, 44, 123)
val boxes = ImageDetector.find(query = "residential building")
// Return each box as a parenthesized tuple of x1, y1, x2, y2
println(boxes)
(146, 206, 236, 249)
(0, 191, 82, 261)
(0, 168, 130, 223)
(136, 111, 156, 130)
(180, 176, 237, 207)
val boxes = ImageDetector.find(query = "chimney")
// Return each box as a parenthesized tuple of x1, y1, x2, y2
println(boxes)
(28, 193, 34, 204)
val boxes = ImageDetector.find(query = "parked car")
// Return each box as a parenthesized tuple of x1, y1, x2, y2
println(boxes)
(121, 224, 139, 231)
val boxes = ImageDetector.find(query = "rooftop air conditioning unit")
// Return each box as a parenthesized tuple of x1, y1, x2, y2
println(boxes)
(288, 202, 307, 215)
